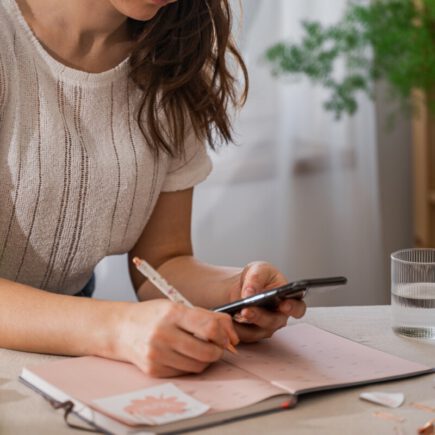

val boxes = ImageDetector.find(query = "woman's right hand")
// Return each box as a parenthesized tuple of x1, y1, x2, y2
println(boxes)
(114, 299, 239, 378)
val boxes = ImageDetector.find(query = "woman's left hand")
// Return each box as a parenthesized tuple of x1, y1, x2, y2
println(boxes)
(229, 261, 306, 343)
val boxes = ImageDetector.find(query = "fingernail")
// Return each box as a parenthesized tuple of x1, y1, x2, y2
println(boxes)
(226, 343, 238, 354)
(234, 314, 250, 324)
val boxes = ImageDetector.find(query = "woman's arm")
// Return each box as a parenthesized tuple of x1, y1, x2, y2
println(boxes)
(129, 188, 240, 307)
(0, 278, 123, 357)
(0, 257, 238, 378)
(0, 277, 238, 377)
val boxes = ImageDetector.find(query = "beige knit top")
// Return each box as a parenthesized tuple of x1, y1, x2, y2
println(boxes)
(0, 0, 212, 295)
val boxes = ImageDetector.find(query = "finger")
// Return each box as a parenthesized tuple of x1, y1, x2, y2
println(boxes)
(176, 306, 238, 347)
(141, 365, 185, 378)
(137, 334, 215, 376)
(135, 356, 185, 378)
(240, 262, 272, 298)
(240, 306, 288, 331)
(278, 299, 307, 319)
(171, 328, 225, 363)
(162, 348, 210, 374)
(233, 323, 271, 343)
(213, 311, 240, 346)
(241, 262, 286, 298)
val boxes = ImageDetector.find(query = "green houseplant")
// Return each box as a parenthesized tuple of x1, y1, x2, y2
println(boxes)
(264, 0, 435, 247)
(264, 0, 435, 118)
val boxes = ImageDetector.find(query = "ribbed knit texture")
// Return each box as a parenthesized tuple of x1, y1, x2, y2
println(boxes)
(0, 0, 212, 295)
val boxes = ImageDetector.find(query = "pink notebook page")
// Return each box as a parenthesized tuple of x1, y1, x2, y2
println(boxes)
(26, 355, 286, 425)
(224, 323, 432, 394)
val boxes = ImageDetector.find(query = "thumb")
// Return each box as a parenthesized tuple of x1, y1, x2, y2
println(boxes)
(240, 262, 270, 298)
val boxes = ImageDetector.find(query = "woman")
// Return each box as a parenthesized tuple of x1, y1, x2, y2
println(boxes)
(0, 0, 306, 377)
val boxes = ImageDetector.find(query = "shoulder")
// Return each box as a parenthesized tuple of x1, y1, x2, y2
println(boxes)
(0, 1, 18, 54)
(0, 2, 18, 110)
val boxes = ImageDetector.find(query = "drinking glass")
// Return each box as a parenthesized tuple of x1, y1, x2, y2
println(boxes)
(391, 249, 435, 339)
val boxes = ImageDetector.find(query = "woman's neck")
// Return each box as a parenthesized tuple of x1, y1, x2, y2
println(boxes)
(16, 0, 134, 73)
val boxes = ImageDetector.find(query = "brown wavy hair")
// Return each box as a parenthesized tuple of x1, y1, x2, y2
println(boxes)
(127, 0, 248, 157)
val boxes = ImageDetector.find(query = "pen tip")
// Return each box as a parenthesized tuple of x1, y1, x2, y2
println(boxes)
(132, 257, 142, 267)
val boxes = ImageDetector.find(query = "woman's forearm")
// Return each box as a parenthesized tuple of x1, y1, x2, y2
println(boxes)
(0, 278, 128, 358)
(136, 256, 242, 308)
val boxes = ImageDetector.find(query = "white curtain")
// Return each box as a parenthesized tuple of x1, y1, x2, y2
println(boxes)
(192, 0, 386, 306)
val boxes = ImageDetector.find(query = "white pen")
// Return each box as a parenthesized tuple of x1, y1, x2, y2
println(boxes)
(132, 256, 237, 354)
(133, 257, 193, 307)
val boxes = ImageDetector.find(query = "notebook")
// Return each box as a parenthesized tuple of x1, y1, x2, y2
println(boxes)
(19, 323, 433, 434)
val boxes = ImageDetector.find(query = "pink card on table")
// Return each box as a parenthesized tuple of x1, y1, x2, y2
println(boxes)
(93, 383, 209, 425)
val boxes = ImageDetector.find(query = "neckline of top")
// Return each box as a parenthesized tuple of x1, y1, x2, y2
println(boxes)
(4, 0, 131, 85)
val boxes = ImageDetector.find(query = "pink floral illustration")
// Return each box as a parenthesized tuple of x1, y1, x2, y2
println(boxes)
(124, 395, 187, 417)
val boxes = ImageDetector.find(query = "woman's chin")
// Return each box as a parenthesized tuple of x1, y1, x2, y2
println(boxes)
(112, 3, 163, 22)
(127, 8, 160, 21)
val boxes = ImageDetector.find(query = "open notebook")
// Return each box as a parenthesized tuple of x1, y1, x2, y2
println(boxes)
(20, 323, 433, 434)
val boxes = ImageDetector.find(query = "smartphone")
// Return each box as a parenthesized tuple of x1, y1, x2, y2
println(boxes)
(212, 276, 347, 315)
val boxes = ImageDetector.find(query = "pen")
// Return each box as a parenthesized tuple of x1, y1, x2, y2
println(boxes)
(132, 257, 238, 355)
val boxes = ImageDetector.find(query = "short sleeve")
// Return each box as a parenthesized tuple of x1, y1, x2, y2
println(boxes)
(161, 129, 213, 192)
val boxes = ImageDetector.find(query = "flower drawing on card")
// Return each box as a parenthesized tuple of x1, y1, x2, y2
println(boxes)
(93, 383, 210, 426)
(124, 394, 187, 418)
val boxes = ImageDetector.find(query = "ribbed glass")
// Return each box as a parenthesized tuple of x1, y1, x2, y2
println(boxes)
(391, 249, 435, 339)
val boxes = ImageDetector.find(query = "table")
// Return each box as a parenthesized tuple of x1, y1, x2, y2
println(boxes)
(1, 306, 434, 435)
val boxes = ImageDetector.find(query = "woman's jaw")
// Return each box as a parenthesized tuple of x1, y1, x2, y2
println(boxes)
(109, 0, 178, 21)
